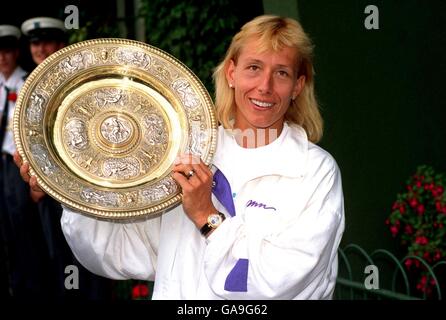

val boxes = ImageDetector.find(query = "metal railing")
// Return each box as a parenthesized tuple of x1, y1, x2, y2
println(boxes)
(335, 244, 446, 300)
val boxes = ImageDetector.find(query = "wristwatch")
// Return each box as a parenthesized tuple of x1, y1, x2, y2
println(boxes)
(200, 212, 226, 236)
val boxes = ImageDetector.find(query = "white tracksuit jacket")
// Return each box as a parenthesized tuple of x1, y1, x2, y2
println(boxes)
(0, 66, 27, 155)
(61, 122, 345, 299)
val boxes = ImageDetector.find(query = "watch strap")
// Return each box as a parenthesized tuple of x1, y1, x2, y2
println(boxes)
(200, 212, 225, 236)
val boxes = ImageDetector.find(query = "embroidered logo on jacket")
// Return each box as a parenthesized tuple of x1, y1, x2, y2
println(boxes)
(245, 200, 276, 211)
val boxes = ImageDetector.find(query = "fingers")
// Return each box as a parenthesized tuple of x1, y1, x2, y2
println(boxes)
(172, 171, 190, 191)
(14, 151, 32, 184)
(19, 161, 31, 183)
(13, 151, 22, 168)
(29, 175, 44, 193)
(13, 151, 45, 201)
(173, 154, 212, 183)
(172, 154, 213, 191)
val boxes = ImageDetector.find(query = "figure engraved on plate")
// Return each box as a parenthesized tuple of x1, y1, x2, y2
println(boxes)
(60, 51, 94, 74)
(115, 49, 150, 68)
(102, 157, 140, 179)
(95, 88, 124, 107)
(141, 177, 178, 202)
(101, 116, 132, 144)
(150, 57, 171, 81)
(100, 49, 108, 62)
(31, 144, 56, 175)
(26, 92, 45, 124)
(190, 120, 208, 156)
(172, 79, 200, 108)
(143, 114, 167, 145)
(64, 119, 88, 151)
(80, 188, 118, 206)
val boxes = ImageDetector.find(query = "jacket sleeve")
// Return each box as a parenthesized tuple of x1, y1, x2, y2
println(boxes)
(203, 157, 345, 299)
(61, 207, 161, 281)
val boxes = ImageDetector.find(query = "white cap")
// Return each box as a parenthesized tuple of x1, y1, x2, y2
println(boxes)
(21, 17, 65, 37)
(0, 25, 21, 39)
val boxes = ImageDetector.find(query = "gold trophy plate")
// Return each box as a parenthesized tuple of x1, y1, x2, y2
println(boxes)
(14, 38, 217, 219)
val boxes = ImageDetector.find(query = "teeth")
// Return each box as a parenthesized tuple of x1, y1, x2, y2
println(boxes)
(251, 99, 274, 108)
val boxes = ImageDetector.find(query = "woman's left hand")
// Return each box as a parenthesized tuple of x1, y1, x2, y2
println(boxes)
(172, 154, 217, 229)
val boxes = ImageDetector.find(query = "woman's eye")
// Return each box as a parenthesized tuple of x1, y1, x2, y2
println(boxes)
(248, 65, 259, 71)
(277, 70, 289, 77)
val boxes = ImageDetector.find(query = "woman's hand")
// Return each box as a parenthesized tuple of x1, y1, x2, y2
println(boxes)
(172, 154, 217, 229)
(13, 151, 46, 202)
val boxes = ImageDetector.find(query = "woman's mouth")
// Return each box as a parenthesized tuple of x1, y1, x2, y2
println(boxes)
(250, 98, 274, 109)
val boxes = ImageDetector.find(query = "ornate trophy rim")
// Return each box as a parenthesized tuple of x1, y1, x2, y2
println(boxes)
(14, 38, 217, 220)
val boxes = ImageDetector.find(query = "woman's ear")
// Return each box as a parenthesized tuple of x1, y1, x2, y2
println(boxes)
(293, 75, 306, 99)
(225, 59, 236, 87)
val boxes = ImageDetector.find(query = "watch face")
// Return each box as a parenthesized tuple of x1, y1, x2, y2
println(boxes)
(208, 214, 223, 227)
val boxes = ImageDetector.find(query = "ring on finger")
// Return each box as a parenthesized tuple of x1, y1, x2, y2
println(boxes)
(187, 169, 195, 178)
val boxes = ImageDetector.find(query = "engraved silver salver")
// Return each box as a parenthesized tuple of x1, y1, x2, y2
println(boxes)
(14, 38, 217, 219)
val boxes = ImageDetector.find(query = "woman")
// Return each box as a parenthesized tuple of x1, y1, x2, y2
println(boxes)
(16, 15, 345, 299)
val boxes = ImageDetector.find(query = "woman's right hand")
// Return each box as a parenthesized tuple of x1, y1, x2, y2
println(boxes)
(13, 151, 46, 203)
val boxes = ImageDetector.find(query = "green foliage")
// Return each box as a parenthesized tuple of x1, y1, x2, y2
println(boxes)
(387, 165, 446, 295)
(140, 0, 240, 94)
(67, 12, 121, 44)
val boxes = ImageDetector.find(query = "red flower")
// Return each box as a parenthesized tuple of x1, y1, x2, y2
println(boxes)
(390, 226, 399, 237)
(7, 92, 17, 102)
(415, 236, 428, 245)
(140, 284, 149, 297)
(132, 285, 141, 299)
(416, 275, 428, 292)
(414, 259, 421, 268)
(432, 186, 444, 197)
(416, 204, 425, 215)
(408, 198, 418, 208)
(132, 283, 150, 299)
(404, 224, 413, 235)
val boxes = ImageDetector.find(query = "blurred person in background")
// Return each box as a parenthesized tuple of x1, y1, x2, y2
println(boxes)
(0, 24, 49, 298)
(17, 17, 112, 300)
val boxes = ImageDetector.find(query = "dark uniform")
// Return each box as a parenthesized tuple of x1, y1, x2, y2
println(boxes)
(0, 24, 50, 299)
(21, 17, 113, 300)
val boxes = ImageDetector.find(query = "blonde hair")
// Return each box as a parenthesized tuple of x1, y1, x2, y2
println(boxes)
(213, 15, 323, 143)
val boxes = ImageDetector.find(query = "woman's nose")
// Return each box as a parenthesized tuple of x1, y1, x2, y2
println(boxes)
(257, 72, 273, 95)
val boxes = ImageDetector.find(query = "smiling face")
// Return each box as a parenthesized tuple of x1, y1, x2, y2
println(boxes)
(226, 37, 305, 134)
(30, 40, 64, 65)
